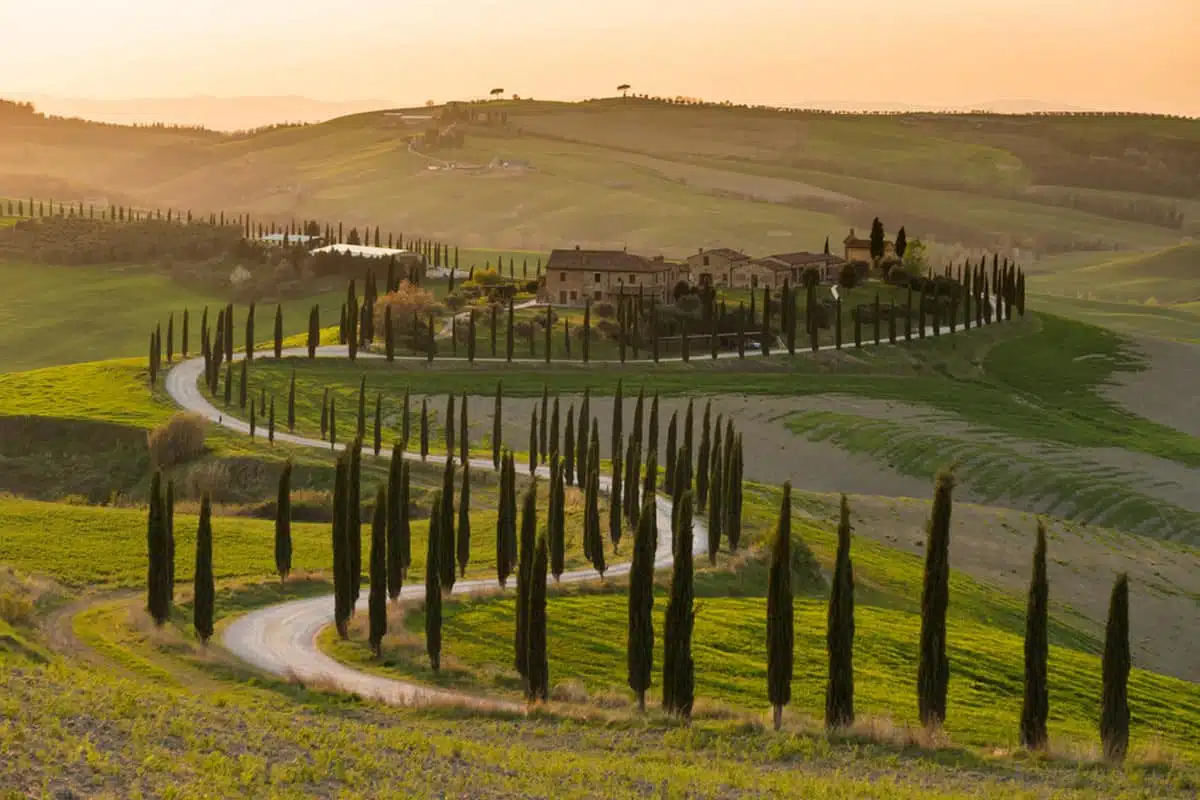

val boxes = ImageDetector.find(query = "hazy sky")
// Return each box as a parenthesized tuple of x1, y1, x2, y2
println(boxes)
(2, 0, 1197, 115)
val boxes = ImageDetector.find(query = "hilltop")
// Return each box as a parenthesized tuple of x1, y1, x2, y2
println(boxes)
(1, 98, 1196, 264)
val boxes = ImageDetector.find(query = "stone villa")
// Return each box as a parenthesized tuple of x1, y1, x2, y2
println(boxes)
(543, 247, 684, 307)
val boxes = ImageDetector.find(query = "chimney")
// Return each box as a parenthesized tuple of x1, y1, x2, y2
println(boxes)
(848, 228, 855, 238)
(575, 244, 581, 250)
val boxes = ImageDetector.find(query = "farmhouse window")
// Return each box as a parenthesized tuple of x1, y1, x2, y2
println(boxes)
(629, 274, 637, 284)
(593, 272, 600, 282)
(560, 271, 567, 282)
(593, 291, 601, 301)
(559, 291, 567, 303)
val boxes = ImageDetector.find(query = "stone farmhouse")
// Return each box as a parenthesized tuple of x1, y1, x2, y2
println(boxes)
(543, 246, 684, 307)
(728, 251, 844, 290)
(843, 227, 894, 263)
(685, 247, 751, 288)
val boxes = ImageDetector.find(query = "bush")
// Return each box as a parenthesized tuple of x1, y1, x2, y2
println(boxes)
(374, 281, 440, 330)
(837, 262, 860, 290)
(183, 461, 233, 501)
(879, 257, 903, 280)
(594, 301, 616, 319)
(147, 412, 207, 469)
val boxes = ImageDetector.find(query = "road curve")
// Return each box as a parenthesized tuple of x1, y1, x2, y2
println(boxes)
(166, 349, 707, 710)
(167, 305, 998, 709)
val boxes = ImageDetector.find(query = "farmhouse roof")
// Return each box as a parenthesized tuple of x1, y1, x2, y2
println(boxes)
(698, 247, 751, 262)
(750, 252, 844, 272)
(547, 247, 676, 273)
(843, 227, 872, 247)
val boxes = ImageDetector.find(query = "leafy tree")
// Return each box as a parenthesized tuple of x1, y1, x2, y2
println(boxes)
(193, 493, 215, 643)
(275, 460, 293, 581)
(425, 490, 443, 671)
(662, 491, 695, 720)
(1100, 573, 1131, 763)
(526, 531, 550, 702)
(369, 485, 388, 656)
(767, 482, 794, 731)
(1020, 521, 1049, 750)
(918, 470, 954, 728)
(826, 494, 855, 730)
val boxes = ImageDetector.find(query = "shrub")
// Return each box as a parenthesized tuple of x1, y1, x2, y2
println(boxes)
(147, 412, 207, 469)
(594, 301, 616, 319)
(879, 256, 902, 280)
(374, 282, 440, 331)
(837, 262, 860, 290)
(183, 460, 233, 501)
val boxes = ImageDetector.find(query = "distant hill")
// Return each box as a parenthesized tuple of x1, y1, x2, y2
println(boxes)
(7, 94, 392, 132)
(0, 97, 1195, 265)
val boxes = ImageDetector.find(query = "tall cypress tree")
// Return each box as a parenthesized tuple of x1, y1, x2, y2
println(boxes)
(549, 396, 560, 463)
(582, 300, 591, 363)
(146, 472, 167, 622)
(401, 386, 411, 453)
(457, 461, 472, 577)
(725, 433, 743, 551)
(348, 440, 364, 606)
(332, 453, 351, 638)
(440, 460, 457, 591)
(425, 490, 443, 672)
(611, 380, 624, 466)
(329, 396, 337, 450)
(665, 410, 678, 492)
(526, 531, 550, 702)
(369, 485, 388, 656)
(918, 470, 954, 728)
(663, 491, 695, 720)
(576, 389, 590, 487)
(385, 305, 395, 361)
(374, 393, 383, 456)
(696, 401, 712, 508)
(357, 376, 367, 440)
(308, 304, 319, 358)
(682, 399, 694, 485)
(515, 481, 538, 679)
(707, 437, 723, 565)
(610, 441, 624, 550)
(1100, 573, 1131, 763)
(528, 407, 538, 475)
(563, 405, 576, 486)
(492, 381, 502, 469)
(287, 370, 296, 432)
(445, 393, 456, 462)
(538, 386, 549, 463)
(268, 396, 276, 444)
(166, 312, 175, 363)
(496, 451, 517, 587)
(549, 459, 566, 580)
(273, 304, 283, 358)
(825, 494, 855, 730)
(506, 297, 515, 362)
(275, 460, 292, 581)
(624, 430, 641, 534)
(627, 494, 657, 711)
(238, 358, 248, 409)
(459, 392, 469, 466)
(245, 302, 256, 363)
(321, 388, 329, 440)
(182, 308, 190, 357)
(767, 482, 794, 731)
(420, 397, 429, 460)
(387, 446, 405, 601)
(1020, 520, 1048, 750)
(192, 492, 215, 643)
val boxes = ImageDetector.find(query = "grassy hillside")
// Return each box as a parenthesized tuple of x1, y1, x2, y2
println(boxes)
(2, 101, 1193, 260)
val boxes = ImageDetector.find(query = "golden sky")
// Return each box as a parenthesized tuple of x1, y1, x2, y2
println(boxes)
(2, 0, 1197, 115)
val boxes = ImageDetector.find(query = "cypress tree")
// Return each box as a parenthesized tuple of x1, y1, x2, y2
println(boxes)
(726, 433, 743, 551)
(610, 441, 624, 550)
(496, 452, 516, 587)
(308, 304, 319, 358)
(528, 532, 552, 709)
(457, 461, 472, 577)
(329, 396, 337, 450)
(665, 410, 678, 491)
(249, 400, 256, 438)
(386, 448, 406, 599)
(193, 492, 215, 643)
(611, 380, 624, 468)
(492, 381, 502, 469)
(385, 305, 395, 361)
(332, 454, 351, 638)
(515, 481, 538, 678)
(506, 297, 515, 362)
(275, 460, 292, 581)
(707, 434, 723, 566)
(825, 494, 855, 730)
(767, 482, 794, 731)
(549, 397, 560, 463)
(165, 479, 176, 601)
(627, 494, 657, 711)
(149, 332, 158, 386)
(445, 393, 456, 462)
(586, 463, 606, 576)
(420, 398, 429, 460)
(696, 401, 712, 508)
(440, 460, 457, 591)
(268, 396, 276, 444)
(459, 392, 469, 466)
(647, 393, 660, 466)
(224, 361, 233, 406)
(761, 286, 771, 356)
(245, 302, 256, 362)
(1020, 520, 1049, 750)
(663, 491, 695, 720)
(369, 485, 388, 656)
(273, 304, 283, 358)
(357, 376, 367, 440)
(348, 441, 364, 605)
(528, 407, 539, 475)
(287, 370, 296, 432)
(624, 430, 641, 534)
(425, 490, 443, 671)
(166, 313, 175, 363)
(401, 386, 411, 453)
(563, 405, 576, 486)
(549, 459, 566, 580)
(582, 300, 591, 362)
(490, 304, 499, 358)
(1100, 573, 1131, 763)
(737, 302, 746, 358)
(539, 386, 549, 462)
(321, 388, 329, 440)
(182, 308, 190, 357)
(576, 389, 590, 487)
(918, 469, 954, 729)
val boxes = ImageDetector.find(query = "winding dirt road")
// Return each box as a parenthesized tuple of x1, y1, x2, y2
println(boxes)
(166, 305, 998, 709)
